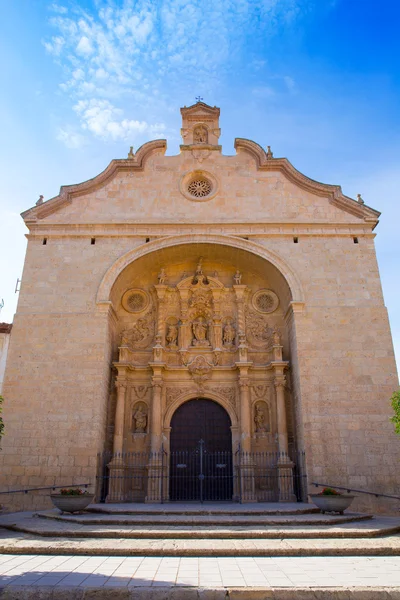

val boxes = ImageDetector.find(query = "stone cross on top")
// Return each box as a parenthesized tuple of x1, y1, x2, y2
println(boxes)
(180, 101, 221, 150)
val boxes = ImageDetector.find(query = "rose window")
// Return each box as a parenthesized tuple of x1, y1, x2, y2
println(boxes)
(252, 289, 279, 314)
(121, 288, 149, 313)
(127, 293, 146, 312)
(187, 177, 212, 198)
(256, 294, 274, 312)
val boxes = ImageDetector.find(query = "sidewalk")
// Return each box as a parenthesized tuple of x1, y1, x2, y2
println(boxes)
(0, 553, 399, 598)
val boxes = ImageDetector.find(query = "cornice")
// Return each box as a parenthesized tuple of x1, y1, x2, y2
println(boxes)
(180, 102, 220, 117)
(234, 138, 380, 224)
(25, 221, 377, 237)
(21, 139, 167, 223)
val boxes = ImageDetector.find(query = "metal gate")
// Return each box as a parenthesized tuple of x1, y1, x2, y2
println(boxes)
(97, 449, 307, 504)
(169, 439, 233, 501)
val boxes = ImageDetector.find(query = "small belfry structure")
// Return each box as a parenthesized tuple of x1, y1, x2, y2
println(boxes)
(0, 101, 399, 511)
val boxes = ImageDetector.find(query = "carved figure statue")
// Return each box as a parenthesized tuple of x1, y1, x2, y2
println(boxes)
(223, 322, 236, 346)
(272, 328, 281, 345)
(158, 268, 167, 284)
(234, 270, 242, 285)
(193, 125, 208, 144)
(166, 324, 178, 347)
(193, 319, 208, 343)
(133, 407, 147, 433)
(254, 405, 267, 433)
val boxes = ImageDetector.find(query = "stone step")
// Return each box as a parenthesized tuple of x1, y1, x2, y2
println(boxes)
(5, 519, 400, 540)
(1, 527, 400, 557)
(85, 502, 320, 516)
(35, 510, 373, 527)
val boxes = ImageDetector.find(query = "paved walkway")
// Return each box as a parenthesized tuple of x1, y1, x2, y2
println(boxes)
(0, 553, 399, 589)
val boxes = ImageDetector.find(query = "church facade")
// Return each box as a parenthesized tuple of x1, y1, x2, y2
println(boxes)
(1, 102, 399, 512)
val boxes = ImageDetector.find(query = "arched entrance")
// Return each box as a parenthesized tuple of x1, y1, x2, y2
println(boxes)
(169, 398, 233, 501)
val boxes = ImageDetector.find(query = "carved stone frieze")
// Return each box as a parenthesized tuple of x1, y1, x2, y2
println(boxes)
(166, 387, 190, 405)
(210, 385, 236, 409)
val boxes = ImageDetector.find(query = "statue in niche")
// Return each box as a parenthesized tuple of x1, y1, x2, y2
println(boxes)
(193, 125, 208, 144)
(133, 405, 147, 433)
(234, 270, 242, 285)
(192, 318, 209, 346)
(158, 268, 167, 284)
(223, 322, 236, 346)
(166, 323, 178, 347)
(254, 404, 268, 433)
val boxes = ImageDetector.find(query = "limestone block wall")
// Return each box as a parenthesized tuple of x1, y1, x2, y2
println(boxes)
(0, 237, 141, 511)
(257, 235, 400, 513)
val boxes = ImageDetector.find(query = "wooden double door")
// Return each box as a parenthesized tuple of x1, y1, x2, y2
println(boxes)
(169, 398, 233, 501)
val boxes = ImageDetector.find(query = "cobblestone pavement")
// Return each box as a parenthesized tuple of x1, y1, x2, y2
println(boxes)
(0, 553, 399, 589)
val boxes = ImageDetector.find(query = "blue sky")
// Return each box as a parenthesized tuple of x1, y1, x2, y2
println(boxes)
(0, 0, 399, 369)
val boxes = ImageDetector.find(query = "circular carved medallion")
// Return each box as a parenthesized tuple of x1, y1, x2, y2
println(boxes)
(180, 170, 219, 202)
(188, 177, 212, 198)
(121, 289, 149, 314)
(252, 289, 279, 314)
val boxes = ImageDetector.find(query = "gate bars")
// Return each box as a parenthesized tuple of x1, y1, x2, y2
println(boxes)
(97, 446, 307, 504)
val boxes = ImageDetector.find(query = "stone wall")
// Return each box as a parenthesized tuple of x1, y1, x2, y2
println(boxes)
(1, 111, 399, 512)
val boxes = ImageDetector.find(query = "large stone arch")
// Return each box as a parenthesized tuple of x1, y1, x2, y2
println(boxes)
(96, 234, 305, 306)
(163, 390, 239, 431)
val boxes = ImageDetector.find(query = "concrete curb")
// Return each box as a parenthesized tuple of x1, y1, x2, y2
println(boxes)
(0, 586, 400, 599)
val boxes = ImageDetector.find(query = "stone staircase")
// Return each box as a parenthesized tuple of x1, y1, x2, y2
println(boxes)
(1, 503, 400, 557)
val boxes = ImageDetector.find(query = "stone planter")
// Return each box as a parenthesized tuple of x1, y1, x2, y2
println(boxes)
(310, 494, 355, 514)
(50, 494, 95, 514)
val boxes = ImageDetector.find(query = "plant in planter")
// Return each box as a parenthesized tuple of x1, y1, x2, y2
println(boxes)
(309, 487, 355, 514)
(390, 390, 400, 435)
(50, 488, 95, 514)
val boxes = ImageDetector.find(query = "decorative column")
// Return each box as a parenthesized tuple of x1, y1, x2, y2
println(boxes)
(233, 285, 248, 362)
(153, 284, 168, 362)
(273, 368, 296, 502)
(107, 378, 127, 502)
(146, 368, 165, 502)
(211, 289, 223, 350)
(237, 366, 256, 502)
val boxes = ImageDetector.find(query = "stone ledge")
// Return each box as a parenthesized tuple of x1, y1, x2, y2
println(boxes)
(0, 587, 399, 600)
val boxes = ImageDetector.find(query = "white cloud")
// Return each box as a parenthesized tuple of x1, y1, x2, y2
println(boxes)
(44, 0, 325, 143)
(73, 98, 165, 141)
(56, 127, 86, 148)
(76, 36, 94, 56)
(49, 3, 67, 14)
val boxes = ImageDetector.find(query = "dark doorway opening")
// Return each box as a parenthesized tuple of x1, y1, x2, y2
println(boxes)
(169, 398, 233, 501)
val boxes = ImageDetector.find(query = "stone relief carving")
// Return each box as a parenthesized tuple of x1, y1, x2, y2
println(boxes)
(166, 321, 179, 348)
(193, 125, 208, 144)
(132, 385, 149, 400)
(192, 317, 210, 347)
(191, 149, 211, 163)
(121, 309, 155, 349)
(166, 387, 190, 406)
(222, 320, 236, 347)
(211, 386, 236, 409)
(132, 402, 148, 433)
(188, 355, 213, 386)
(252, 384, 269, 399)
(254, 401, 270, 433)
(245, 307, 274, 347)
